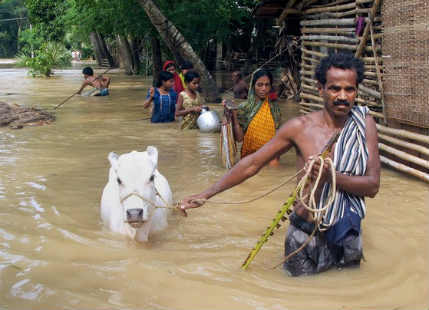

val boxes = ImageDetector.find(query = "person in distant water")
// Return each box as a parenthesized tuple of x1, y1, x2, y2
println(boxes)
(76, 67, 111, 96)
(180, 53, 381, 277)
(144, 71, 177, 123)
(179, 61, 194, 88)
(176, 71, 204, 130)
(231, 71, 248, 100)
(227, 69, 281, 166)
(163, 60, 185, 94)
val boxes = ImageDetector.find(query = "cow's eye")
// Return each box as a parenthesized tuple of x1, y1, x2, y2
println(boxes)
(117, 177, 122, 185)
(149, 175, 155, 182)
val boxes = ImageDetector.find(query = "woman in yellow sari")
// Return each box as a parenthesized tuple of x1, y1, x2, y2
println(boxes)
(227, 69, 281, 166)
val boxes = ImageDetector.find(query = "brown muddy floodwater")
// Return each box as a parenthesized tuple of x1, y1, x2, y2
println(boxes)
(0, 65, 428, 310)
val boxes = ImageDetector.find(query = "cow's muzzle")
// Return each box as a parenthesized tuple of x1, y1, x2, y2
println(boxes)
(126, 208, 144, 228)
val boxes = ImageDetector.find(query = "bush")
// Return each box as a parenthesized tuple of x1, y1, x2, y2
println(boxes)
(16, 42, 71, 77)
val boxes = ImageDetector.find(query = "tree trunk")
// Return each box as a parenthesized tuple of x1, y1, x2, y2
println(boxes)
(98, 33, 114, 67)
(90, 32, 103, 65)
(130, 37, 141, 74)
(137, 0, 219, 102)
(90, 32, 114, 67)
(151, 35, 162, 86)
(117, 34, 136, 75)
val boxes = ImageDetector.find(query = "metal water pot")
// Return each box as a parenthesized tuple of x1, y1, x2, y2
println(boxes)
(197, 106, 221, 133)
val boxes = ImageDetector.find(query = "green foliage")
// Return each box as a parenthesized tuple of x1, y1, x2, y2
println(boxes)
(16, 42, 71, 77)
(0, 0, 28, 57)
(24, 0, 68, 42)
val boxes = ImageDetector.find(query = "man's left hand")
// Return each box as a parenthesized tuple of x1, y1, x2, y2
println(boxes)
(308, 157, 333, 183)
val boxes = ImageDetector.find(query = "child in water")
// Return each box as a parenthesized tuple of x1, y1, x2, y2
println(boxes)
(76, 67, 111, 96)
(144, 71, 177, 123)
(175, 71, 203, 129)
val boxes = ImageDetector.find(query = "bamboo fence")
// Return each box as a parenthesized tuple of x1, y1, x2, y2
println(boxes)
(276, 0, 429, 182)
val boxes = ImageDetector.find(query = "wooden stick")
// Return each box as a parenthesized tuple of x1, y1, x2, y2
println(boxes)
(301, 18, 355, 26)
(376, 124, 429, 145)
(301, 48, 327, 58)
(380, 156, 429, 183)
(302, 35, 359, 44)
(307, 9, 357, 18)
(359, 84, 381, 99)
(54, 67, 112, 110)
(369, 22, 387, 123)
(53, 93, 77, 110)
(304, 2, 355, 14)
(355, 0, 382, 58)
(378, 134, 429, 157)
(379, 143, 429, 170)
(303, 41, 356, 50)
(302, 27, 355, 34)
(309, 0, 353, 9)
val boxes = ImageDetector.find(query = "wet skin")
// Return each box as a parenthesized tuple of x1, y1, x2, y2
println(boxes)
(180, 67, 380, 221)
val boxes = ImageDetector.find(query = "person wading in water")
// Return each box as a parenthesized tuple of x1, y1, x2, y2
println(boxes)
(226, 69, 282, 166)
(180, 53, 380, 276)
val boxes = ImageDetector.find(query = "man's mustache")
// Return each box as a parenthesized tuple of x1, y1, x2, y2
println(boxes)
(333, 100, 350, 106)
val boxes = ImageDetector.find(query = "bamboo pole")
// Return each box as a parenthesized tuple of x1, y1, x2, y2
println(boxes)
(307, 9, 357, 18)
(302, 35, 359, 44)
(359, 84, 381, 99)
(278, 0, 299, 24)
(363, 79, 379, 86)
(355, 0, 382, 58)
(303, 41, 357, 50)
(310, 0, 353, 9)
(379, 143, 429, 170)
(380, 156, 429, 183)
(304, 2, 355, 14)
(369, 22, 387, 123)
(302, 56, 320, 63)
(301, 48, 327, 58)
(301, 18, 355, 26)
(378, 134, 429, 157)
(376, 124, 429, 145)
(302, 27, 355, 34)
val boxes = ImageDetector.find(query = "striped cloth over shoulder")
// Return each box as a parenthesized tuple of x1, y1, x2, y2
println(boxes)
(319, 105, 370, 230)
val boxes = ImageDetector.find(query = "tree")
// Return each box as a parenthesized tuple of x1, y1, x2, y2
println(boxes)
(0, 0, 27, 57)
(138, 0, 220, 101)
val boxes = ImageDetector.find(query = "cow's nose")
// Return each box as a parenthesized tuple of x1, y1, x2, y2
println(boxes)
(126, 208, 144, 227)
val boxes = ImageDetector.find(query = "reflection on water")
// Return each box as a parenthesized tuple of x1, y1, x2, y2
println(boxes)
(0, 67, 428, 310)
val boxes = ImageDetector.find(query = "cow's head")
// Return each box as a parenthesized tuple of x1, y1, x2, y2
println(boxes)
(108, 146, 159, 229)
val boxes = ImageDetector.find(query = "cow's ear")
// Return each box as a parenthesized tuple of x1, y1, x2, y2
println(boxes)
(146, 146, 158, 166)
(108, 152, 119, 170)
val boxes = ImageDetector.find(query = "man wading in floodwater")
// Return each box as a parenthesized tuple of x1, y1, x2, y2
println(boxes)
(180, 53, 380, 276)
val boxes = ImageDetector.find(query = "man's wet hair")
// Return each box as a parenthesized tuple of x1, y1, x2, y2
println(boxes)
(184, 70, 200, 83)
(156, 71, 174, 87)
(82, 67, 94, 76)
(251, 69, 273, 88)
(315, 53, 364, 86)
(181, 61, 193, 70)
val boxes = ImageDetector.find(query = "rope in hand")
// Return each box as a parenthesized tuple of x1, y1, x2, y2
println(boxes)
(271, 156, 337, 269)
(140, 169, 304, 210)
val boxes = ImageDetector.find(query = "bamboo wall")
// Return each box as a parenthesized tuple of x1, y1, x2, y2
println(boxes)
(294, 0, 429, 182)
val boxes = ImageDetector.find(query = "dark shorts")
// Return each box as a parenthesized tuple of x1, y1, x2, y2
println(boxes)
(283, 213, 363, 277)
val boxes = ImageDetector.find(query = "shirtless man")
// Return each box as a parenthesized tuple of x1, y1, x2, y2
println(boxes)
(180, 53, 380, 276)
(77, 67, 111, 96)
(232, 71, 248, 99)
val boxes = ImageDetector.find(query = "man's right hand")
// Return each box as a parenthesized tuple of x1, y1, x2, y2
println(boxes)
(178, 193, 207, 217)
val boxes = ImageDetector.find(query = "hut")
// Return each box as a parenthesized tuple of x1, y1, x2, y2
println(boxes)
(254, 0, 429, 182)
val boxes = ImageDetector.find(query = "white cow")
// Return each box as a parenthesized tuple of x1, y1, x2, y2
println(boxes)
(100, 146, 173, 242)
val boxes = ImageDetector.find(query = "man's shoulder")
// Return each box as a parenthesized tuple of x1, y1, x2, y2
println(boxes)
(285, 111, 320, 128)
